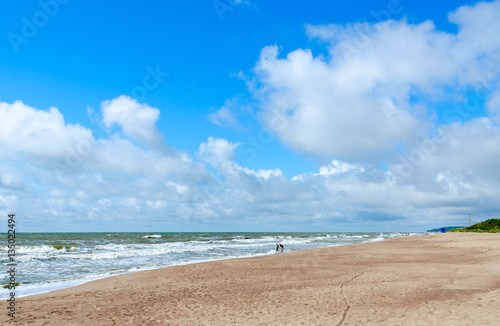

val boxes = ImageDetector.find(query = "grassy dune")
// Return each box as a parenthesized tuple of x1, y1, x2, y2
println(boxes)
(449, 219, 500, 233)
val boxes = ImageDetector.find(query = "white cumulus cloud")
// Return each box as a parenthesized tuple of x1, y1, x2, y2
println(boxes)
(253, 0, 500, 162)
(102, 95, 163, 149)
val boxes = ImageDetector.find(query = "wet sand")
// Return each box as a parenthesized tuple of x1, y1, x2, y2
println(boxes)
(3, 233, 500, 325)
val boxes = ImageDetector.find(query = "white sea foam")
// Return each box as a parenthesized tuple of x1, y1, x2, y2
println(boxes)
(141, 234, 162, 239)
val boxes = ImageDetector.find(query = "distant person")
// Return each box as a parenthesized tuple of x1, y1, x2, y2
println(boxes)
(276, 244, 279, 254)
(279, 243, 284, 253)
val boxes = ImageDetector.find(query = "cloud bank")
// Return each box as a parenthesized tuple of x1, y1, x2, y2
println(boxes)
(2, 1, 500, 231)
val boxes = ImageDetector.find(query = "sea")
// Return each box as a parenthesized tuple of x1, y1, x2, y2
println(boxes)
(0, 232, 416, 299)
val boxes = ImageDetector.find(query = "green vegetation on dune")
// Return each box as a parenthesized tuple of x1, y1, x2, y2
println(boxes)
(448, 219, 500, 233)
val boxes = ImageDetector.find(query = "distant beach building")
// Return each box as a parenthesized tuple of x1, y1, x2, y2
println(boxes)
(426, 226, 465, 233)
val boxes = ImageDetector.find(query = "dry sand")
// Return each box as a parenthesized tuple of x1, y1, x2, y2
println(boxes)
(3, 233, 500, 325)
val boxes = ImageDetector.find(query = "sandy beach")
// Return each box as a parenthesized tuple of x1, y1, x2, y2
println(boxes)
(3, 233, 500, 325)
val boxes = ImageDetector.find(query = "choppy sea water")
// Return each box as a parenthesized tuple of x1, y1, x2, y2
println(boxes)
(0, 232, 417, 299)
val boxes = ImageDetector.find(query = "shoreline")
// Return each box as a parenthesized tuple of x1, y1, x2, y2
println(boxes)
(6, 233, 499, 325)
(15, 237, 389, 300)
(13, 233, 404, 300)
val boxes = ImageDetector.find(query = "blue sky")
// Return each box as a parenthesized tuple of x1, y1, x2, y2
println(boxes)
(1, 0, 500, 232)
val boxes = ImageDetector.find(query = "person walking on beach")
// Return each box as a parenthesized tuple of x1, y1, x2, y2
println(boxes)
(279, 243, 284, 253)
(276, 243, 280, 254)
